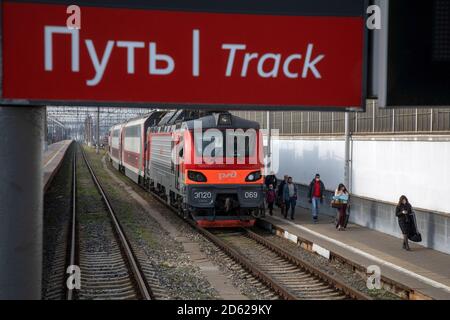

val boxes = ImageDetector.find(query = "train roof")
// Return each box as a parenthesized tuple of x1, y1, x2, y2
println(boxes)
(110, 123, 124, 131)
(111, 109, 259, 132)
(183, 112, 260, 130)
(111, 110, 166, 130)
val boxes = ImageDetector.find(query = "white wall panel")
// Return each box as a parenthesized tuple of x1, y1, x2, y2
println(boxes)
(274, 136, 450, 214)
(274, 137, 345, 190)
(352, 140, 450, 213)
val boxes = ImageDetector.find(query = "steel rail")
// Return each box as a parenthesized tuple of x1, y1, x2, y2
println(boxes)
(147, 187, 369, 300)
(79, 145, 153, 300)
(186, 220, 298, 300)
(66, 149, 77, 300)
(244, 229, 372, 300)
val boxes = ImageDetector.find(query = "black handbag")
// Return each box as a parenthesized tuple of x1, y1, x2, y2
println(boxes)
(407, 212, 422, 242)
(409, 233, 422, 242)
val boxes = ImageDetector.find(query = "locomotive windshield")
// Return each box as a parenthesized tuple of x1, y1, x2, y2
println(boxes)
(194, 129, 257, 159)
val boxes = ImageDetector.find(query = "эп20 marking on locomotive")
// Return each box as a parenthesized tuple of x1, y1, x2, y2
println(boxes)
(108, 110, 265, 228)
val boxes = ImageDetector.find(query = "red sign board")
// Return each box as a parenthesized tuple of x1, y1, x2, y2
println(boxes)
(1, 1, 367, 110)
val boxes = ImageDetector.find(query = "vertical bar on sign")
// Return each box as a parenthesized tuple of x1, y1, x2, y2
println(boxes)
(193, 29, 200, 77)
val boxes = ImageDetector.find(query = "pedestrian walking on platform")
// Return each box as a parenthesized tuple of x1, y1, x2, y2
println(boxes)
(333, 184, 349, 231)
(283, 177, 298, 220)
(266, 184, 276, 216)
(277, 175, 289, 217)
(308, 173, 325, 223)
(396, 195, 413, 251)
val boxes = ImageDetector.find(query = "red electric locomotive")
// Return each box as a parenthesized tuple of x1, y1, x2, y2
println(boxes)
(109, 109, 265, 228)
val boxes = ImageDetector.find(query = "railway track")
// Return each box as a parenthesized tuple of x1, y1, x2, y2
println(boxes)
(209, 229, 371, 300)
(66, 145, 153, 300)
(145, 183, 371, 300)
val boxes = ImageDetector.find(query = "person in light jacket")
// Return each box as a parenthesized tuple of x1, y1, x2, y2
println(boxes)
(333, 184, 349, 231)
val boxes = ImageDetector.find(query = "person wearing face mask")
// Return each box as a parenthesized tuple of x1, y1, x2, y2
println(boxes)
(265, 184, 276, 216)
(308, 173, 325, 223)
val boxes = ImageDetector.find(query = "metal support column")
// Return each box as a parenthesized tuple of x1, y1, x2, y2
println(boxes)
(96, 106, 100, 154)
(266, 111, 271, 170)
(77, 107, 79, 141)
(344, 112, 351, 190)
(392, 109, 395, 132)
(430, 108, 434, 132)
(415, 108, 418, 132)
(372, 101, 376, 133)
(0, 106, 44, 299)
(331, 112, 334, 134)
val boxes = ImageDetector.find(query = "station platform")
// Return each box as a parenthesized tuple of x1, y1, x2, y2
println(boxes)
(258, 206, 450, 300)
(43, 140, 73, 191)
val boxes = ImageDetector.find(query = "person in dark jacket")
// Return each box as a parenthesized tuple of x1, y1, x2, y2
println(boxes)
(277, 175, 289, 216)
(283, 177, 298, 220)
(396, 195, 413, 251)
(308, 174, 325, 223)
(265, 184, 276, 216)
(264, 171, 277, 189)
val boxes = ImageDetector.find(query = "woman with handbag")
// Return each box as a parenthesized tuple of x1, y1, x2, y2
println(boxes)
(333, 184, 349, 231)
(396, 195, 413, 251)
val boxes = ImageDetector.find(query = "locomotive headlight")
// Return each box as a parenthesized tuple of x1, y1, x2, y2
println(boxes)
(245, 171, 262, 182)
(188, 170, 207, 182)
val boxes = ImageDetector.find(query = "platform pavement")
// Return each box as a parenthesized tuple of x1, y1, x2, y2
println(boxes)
(43, 140, 73, 191)
(259, 205, 450, 300)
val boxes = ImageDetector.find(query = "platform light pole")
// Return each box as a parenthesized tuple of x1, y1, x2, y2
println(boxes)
(0, 106, 44, 299)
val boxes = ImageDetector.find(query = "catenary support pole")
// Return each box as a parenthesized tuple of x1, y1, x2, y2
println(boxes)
(96, 107, 100, 154)
(344, 112, 351, 191)
(0, 106, 44, 299)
